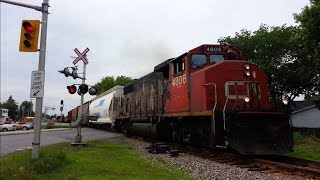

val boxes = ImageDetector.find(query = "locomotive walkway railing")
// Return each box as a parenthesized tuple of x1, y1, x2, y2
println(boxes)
(203, 83, 217, 139)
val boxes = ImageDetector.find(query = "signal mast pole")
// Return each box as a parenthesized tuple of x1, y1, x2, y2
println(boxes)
(75, 61, 86, 143)
(0, 0, 49, 158)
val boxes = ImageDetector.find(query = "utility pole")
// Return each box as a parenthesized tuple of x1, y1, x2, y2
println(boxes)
(0, 0, 49, 159)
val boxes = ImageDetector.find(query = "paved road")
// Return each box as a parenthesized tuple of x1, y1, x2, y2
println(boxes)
(0, 128, 122, 156)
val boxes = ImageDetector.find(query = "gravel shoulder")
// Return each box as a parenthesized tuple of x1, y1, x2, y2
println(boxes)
(126, 138, 303, 180)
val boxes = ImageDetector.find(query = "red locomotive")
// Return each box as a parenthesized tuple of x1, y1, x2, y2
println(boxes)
(70, 44, 294, 155)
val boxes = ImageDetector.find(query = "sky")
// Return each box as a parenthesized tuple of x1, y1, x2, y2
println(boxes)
(1, 0, 310, 115)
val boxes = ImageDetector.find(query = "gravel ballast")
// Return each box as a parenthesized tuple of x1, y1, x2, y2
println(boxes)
(126, 138, 303, 180)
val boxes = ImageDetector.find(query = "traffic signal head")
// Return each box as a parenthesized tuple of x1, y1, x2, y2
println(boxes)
(19, 20, 40, 52)
(89, 86, 97, 95)
(79, 84, 88, 94)
(58, 68, 71, 77)
(71, 67, 80, 79)
(67, 85, 77, 94)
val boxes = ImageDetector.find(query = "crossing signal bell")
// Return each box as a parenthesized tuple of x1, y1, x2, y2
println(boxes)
(67, 85, 77, 94)
(19, 20, 40, 52)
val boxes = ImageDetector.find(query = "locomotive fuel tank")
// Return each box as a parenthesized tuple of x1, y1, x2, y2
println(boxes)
(130, 123, 158, 138)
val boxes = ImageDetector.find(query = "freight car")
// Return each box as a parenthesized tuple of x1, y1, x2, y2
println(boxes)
(69, 44, 294, 155)
(88, 86, 123, 128)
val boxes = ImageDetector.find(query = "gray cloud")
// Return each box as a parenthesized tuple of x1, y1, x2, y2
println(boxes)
(1, 0, 309, 115)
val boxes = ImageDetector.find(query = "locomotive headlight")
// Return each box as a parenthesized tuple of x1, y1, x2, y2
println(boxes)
(282, 98, 289, 105)
(245, 71, 251, 77)
(244, 96, 250, 103)
(244, 64, 250, 70)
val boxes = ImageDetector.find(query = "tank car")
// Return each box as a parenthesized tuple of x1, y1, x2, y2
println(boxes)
(88, 86, 123, 129)
(115, 44, 294, 155)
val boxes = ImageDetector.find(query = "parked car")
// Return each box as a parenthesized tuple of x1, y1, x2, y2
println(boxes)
(13, 122, 34, 130)
(0, 124, 16, 132)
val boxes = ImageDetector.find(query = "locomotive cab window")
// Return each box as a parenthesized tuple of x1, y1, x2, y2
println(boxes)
(172, 58, 184, 76)
(191, 54, 206, 69)
(210, 55, 224, 64)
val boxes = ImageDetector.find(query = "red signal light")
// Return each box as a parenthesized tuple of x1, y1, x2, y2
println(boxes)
(25, 26, 34, 33)
(23, 22, 34, 33)
(19, 20, 40, 52)
(67, 85, 77, 94)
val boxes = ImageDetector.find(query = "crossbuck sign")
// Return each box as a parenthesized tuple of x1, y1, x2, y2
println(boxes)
(73, 47, 89, 65)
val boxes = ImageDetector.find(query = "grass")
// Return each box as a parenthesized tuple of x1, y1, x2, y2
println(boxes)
(0, 139, 191, 180)
(288, 132, 320, 160)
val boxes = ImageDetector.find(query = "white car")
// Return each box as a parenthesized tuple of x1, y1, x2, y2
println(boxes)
(0, 124, 16, 132)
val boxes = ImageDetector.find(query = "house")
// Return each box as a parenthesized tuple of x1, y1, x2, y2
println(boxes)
(290, 100, 320, 137)
(0, 108, 9, 123)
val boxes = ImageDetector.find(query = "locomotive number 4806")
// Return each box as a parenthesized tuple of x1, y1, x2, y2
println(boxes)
(172, 74, 187, 86)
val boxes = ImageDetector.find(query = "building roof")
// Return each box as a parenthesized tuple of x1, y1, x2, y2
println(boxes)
(291, 100, 316, 114)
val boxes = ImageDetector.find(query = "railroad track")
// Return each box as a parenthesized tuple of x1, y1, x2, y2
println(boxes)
(143, 139, 320, 179)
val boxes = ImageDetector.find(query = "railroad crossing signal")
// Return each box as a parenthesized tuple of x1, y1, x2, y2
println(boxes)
(58, 68, 71, 77)
(58, 67, 84, 80)
(67, 85, 77, 94)
(73, 48, 89, 65)
(79, 84, 88, 94)
(71, 67, 81, 79)
(88, 86, 97, 95)
(19, 20, 40, 52)
(66, 84, 97, 95)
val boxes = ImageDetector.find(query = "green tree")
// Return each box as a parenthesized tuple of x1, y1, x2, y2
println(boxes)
(94, 76, 132, 95)
(0, 95, 18, 119)
(18, 101, 34, 118)
(115, 76, 133, 86)
(294, 0, 320, 50)
(294, 0, 320, 95)
(219, 24, 318, 107)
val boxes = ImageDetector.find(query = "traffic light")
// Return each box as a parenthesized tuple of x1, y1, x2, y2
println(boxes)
(71, 67, 81, 79)
(19, 20, 40, 52)
(79, 84, 88, 94)
(58, 68, 71, 77)
(67, 85, 77, 94)
(89, 86, 97, 95)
